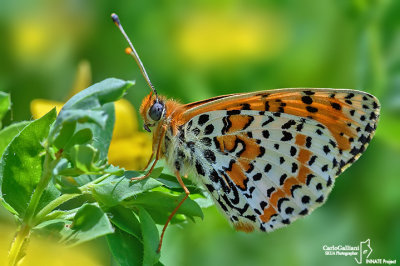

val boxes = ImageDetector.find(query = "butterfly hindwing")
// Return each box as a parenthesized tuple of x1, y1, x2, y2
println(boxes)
(180, 89, 379, 232)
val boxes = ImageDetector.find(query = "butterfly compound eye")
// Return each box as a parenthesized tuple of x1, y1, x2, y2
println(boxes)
(149, 101, 164, 121)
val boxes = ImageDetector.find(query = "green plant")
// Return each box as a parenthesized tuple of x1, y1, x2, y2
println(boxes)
(0, 79, 204, 266)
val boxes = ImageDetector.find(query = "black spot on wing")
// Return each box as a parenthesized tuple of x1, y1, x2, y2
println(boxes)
(303, 90, 315, 95)
(306, 106, 318, 113)
(264, 163, 272, 173)
(308, 155, 317, 166)
(290, 185, 301, 197)
(241, 103, 251, 110)
(253, 173, 262, 181)
(277, 198, 289, 212)
(204, 150, 216, 164)
(195, 161, 205, 176)
(205, 124, 214, 135)
(279, 174, 288, 185)
(301, 195, 310, 204)
(267, 187, 275, 198)
(331, 102, 341, 110)
(198, 114, 209, 126)
(201, 137, 212, 147)
(301, 96, 313, 104)
(281, 131, 293, 141)
(290, 146, 297, 156)
(262, 130, 270, 139)
(262, 116, 274, 126)
(281, 119, 296, 129)
(221, 116, 232, 134)
(306, 137, 312, 148)
(192, 128, 200, 136)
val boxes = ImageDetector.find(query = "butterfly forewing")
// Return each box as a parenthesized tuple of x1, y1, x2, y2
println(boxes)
(179, 88, 379, 232)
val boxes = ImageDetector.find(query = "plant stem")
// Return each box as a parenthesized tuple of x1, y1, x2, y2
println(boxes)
(34, 173, 112, 223)
(7, 150, 58, 265)
(7, 224, 31, 266)
(24, 151, 58, 226)
(34, 193, 81, 223)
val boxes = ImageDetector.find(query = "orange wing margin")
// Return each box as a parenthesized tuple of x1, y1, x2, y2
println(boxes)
(169, 88, 379, 152)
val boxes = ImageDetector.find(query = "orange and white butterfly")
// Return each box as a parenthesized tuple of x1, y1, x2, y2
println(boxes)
(112, 14, 380, 251)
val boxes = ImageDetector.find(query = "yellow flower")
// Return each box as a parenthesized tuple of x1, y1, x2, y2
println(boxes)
(107, 99, 152, 170)
(176, 9, 290, 65)
(30, 60, 152, 170)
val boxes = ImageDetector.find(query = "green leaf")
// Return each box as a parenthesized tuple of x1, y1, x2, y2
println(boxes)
(51, 121, 76, 149)
(125, 191, 203, 224)
(39, 208, 78, 222)
(65, 128, 93, 148)
(193, 195, 215, 209)
(138, 207, 160, 266)
(65, 203, 114, 246)
(0, 197, 18, 215)
(89, 103, 115, 159)
(107, 227, 143, 266)
(53, 158, 72, 175)
(0, 121, 30, 157)
(148, 167, 163, 179)
(53, 109, 108, 131)
(34, 204, 114, 246)
(92, 171, 163, 207)
(0, 109, 57, 216)
(49, 78, 133, 159)
(0, 91, 11, 125)
(62, 78, 134, 110)
(36, 180, 61, 214)
(108, 205, 142, 239)
(53, 158, 97, 192)
(33, 219, 71, 241)
(156, 174, 204, 195)
(69, 144, 103, 173)
(104, 164, 124, 176)
(53, 175, 81, 194)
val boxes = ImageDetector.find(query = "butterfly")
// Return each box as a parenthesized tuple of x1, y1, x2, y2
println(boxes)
(111, 14, 380, 251)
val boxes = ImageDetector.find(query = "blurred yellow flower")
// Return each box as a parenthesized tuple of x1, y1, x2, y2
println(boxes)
(0, 224, 102, 266)
(176, 9, 290, 65)
(10, 6, 93, 68)
(30, 60, 152, 170)
(12, 20, 51, 60)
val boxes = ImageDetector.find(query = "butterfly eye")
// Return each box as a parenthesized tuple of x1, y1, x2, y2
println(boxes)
(149, 101, 164, 121)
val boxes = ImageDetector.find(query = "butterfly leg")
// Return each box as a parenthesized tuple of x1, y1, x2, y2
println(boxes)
(131, 125, 166, 181)
(142, 151, 154, 171)
(157, 170, 190, 252)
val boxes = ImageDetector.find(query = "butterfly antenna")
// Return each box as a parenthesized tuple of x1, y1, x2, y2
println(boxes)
(111, 13, 158, 98)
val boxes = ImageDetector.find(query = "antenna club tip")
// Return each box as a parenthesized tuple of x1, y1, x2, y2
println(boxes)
(125, 47, 133, 55)
(111, 13, 120, 25)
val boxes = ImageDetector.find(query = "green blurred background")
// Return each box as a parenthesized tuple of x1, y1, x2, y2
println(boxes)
(0, 0, 399, 265)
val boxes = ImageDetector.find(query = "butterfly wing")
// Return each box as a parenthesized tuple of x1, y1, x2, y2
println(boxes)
(180, 89, 379, 232)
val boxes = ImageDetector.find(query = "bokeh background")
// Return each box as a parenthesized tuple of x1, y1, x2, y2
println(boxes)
(0, 0, 399, 265)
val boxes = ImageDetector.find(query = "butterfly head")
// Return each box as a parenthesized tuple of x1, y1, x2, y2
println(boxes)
(140, 93, 165, 132)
